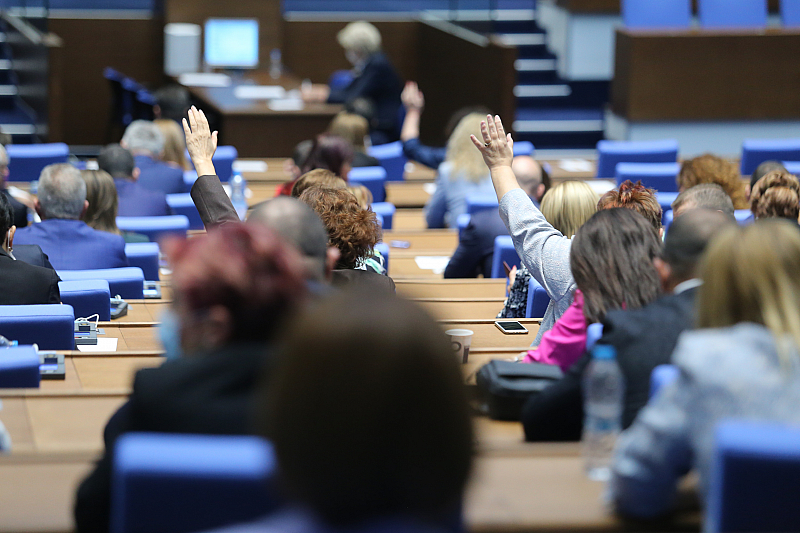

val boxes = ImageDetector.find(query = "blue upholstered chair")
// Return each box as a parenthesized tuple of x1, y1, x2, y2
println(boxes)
(512, 140, 535, 157)
(698, 0, 768, 28)
(456, 213, 471, 241)
(58, 268, 145, 299)
(656, 192, 679, 225)
(375, 213, 384, 229)
(375, 242, 390, 273)
(740, 139, 800, 175)
(6, 143, 70, 182)
(706, 420, 800, 532)
(185, 148, 238, 183)
(490, 236, 520, 279)
(596, 140, 679, 179)
(782, 0, 800, 26)
(111, 433, 279, 533)
(367, 141, 407, 181)
(166, 193, 204, 230)
(182, 170, 199, 190)
(0, 345, 40, 388)
(466, 195, 499, 216)
(585, 323, 604, 352)
(649, 364, 679, 400)
(371, 202, 396, 230)
(348, 166, 387, 203)
(734, 210, 755, 225)
(525, 277, 551, 319)
(615, 162, 681, 193)
(782, 161, 800, 175)
(59, 280, 111, 321)
(125, 243, 160, 282)
(622, 0, 691, 28)
(116, 216, 190, 242)
(0, 304, 75, 350)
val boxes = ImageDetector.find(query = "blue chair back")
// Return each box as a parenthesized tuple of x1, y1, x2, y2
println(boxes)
(58, 268, 145, 299)
(0, 345, 40, 388)
(371, 202, 396, 230)
(525, 277, 551, 319)
(698, 0, 768, 28)
(116, 216, 190, 242)
(656, 192, 679, 225)
(740, 139, 800, 175)
(622, 0, 691, 28)
(707, 420, 800, 532)
(348, 166, 387, 203)
(111, 433, 279, 533)
(490, 236, 520, 279)
(512, 140, 535, 157)
(596, 140, 679, 178)
(375, 242, 390, 273)
(184, 147, 238, 182)
(456, 213, 471, 241)
(649, 364, 679, 400)
(585, 323, 604, 351)
(125, 243, 160, 282)
(782, 161, 800, 175)
(367, 141, 407, 181)
(166, 193, 204, 230)
(59, 280, 111, 321)
(6, 143, 70, 182)
(466, 195, 499, 216)
(615, 162, 680, 192)
(0, 304, 75, 350)
(782, 0, 800, 25)
(734, 210, 755, 225)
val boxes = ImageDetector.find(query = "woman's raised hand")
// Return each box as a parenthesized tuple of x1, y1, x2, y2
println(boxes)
(182, 106, 218, 176)
(470, 115, 514, 171)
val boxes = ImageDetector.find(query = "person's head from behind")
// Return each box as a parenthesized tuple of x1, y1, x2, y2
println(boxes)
(598, 180, 662, 235)
(443, 106, 492, 141)
(698, 220, 800, 365)
(512, 156, 550, 203)
(121, 120, 165, 158)
(152, 84, 190, 123)
(264, 291, 473, 527)
(163, 223, 306, 355)
(749, 160, 787, 199)
(298, 187, 381, 270)
(655, 208, 734, 293)
(446, 113, 489, 184)
(337, 21, 382, 66)
(285, 140, 314, 181)
(539, 180, 597, 238)
(678, 154, 746, 209)
(571, 208, 662, 324)
(155, 119, 188, 169)
(348, 185, 373, 209)
(302, 134, 354, 179)
(80, 169, 120, 235)
(290, 169, 347, 199)
(329, 112, 370, 151)
(97, 144, 136, 181)
(36, 164, 87, 221)
(0, 191, 15, 252)
(749, 170, 800, 221)
(671, 183, 735, 218)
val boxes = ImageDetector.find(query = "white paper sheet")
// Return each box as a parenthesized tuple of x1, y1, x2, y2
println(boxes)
(268, 99, 304, 112)
(232, 160, 268, 173)
(178, 73, 232, 87)
(558, 159, 594, 173)
(422, 183, 437, 195)
(414, 256, 451, 275)
(587, 180, 616, 195)
(76, 338, 118, 353)
(234, 85, 286, 100)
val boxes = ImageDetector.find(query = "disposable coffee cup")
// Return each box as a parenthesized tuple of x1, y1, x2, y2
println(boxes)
(446, 329, 473, 364)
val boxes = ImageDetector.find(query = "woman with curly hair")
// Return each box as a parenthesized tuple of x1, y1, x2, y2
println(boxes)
(299, 187, 395, 293)
(749, 170, 800, 221)
(677, 154, 748, 209)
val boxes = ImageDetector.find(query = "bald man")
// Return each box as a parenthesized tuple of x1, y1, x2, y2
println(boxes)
(512, 155, 549, 206)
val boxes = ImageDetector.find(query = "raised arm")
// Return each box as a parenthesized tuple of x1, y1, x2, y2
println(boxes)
(470, 114, 521, 202)
(400, 81, 424, 142)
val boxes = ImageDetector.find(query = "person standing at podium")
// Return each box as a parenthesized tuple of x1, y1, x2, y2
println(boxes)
(301, 21, 403, 145)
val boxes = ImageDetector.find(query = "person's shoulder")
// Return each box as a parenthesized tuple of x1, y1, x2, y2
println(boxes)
(672, 323, 776, 376)
(331, 269, 396, 293)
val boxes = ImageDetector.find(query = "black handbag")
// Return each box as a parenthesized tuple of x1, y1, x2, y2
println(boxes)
(475, 360, 564, 421)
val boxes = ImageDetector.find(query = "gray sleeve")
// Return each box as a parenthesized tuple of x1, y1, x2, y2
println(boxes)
(498, 189, 575, 302)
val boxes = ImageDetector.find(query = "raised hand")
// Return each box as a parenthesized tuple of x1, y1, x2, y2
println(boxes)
(182, 106, 218, 177)
(470, 115, 514, 171)
(401, 81, 425, 111)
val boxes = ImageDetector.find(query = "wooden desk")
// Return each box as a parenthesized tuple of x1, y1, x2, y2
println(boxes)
(396, 279, 507, 299)
(382, 230, 457, 251)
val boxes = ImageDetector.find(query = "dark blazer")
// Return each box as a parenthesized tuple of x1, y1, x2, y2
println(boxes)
(0, 249, 60, 304)
(14, 219, 128, 270)
(74, 343, 271, 533)
(114, 178, 170, 217)
(3, 189, 28, 229)
(444, 210, 509, 279)
(331, 268, 395, 294)
(190, 174, 240, 229)
(521, 287, 698, 441)
(13, 244, 54, 269)
(134, 154, 185, 194)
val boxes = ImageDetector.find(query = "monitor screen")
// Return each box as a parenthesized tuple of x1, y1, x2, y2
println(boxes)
(204, 18, 259, 69)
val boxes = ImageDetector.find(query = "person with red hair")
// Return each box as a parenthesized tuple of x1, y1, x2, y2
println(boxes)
(74, 223, 308, 533)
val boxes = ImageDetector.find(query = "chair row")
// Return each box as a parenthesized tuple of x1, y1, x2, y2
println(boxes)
(624, 0, 800, 29)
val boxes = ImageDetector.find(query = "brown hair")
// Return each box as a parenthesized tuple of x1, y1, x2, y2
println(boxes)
(80, 169, 120, 235)
(328, 112, 369, 150)
(678, 154, 748, 209)
(154, 119, 188, 170)
(298, 187, 382, 269)
(750, 170, 800, 221)
(348, 185, 373, 209)
(597, 180, 662, 231)
(290, 169, 347, 198)
(301, 134, 355, 178)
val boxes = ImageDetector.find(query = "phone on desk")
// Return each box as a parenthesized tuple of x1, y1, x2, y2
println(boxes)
(495, 321, 528, 334)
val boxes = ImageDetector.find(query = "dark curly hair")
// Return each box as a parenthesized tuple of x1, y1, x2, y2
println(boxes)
(597, 179, 662, 232)
(298, 187, 382, 269)
(750, 170, 800, 221)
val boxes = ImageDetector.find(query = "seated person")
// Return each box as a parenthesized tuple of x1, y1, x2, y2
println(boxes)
(301, 21, 403, 145)
(209, 291, 473, 533)
(152, 84, 190, 123)
(74, 222, 308, 533)
(748, 160, 786, 199)
(121, 120, 184, 194)
(155, 118, 189, 170)
(97, 144, 170, 217)
(328, 112, 381, 167)
(0, 143, 29, 228)
(749, 169, 800, 221)
(0, 192, 60, 304)
(677, 154, 748, 209)
(670, 183, 735, 218)
(14, 164, 128, 270)
(277, 140, 314, 197)
(278, 135, 354, 197)
(80, 169, 149, 244)
(290, 169, 346, 199)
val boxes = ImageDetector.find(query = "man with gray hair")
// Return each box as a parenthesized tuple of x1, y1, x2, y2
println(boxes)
(14, 164, 127, 270)
(671, 183, 736, 218)
(121, 120, 184, 194)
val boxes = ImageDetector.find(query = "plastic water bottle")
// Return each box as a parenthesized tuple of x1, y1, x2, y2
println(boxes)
(230, 173, 247, 221)
(582, 344, 625, 481)
(269, 48, 282, 80)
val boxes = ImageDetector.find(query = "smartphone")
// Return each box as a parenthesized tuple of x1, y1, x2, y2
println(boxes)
(495, 321, 528, 334)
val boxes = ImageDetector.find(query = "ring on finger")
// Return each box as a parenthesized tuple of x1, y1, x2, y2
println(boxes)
(484, 141, 492, 147)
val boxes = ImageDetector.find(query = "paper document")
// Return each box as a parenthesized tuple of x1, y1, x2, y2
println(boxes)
(422, 183, 437, 195)
(415, 256, 451, 275)
(232, 160, 268, 173)
(234, 85, 286, 100)
(558, 159, 594, 173)
(76, 338, 118, 353)
(178, 73, 232, 87)
(268, 99, 304, 111)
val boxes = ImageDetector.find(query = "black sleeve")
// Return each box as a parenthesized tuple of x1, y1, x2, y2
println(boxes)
(444, 221, 482, 279)
(48, 270, 61, 304)
(190, 175, 239, 229)
(40, 250, 54, 270)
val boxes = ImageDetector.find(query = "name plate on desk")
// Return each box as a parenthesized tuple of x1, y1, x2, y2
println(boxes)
(178, 73, 232, 87)
(234, 85, 286, 100)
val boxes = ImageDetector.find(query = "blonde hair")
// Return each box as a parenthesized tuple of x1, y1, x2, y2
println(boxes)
(445, 113, 489, 184)
(698, 220, 800, 371)
(329, 112, 369, 150)
(348, 185, 373, 209)
(750, 170, 800, 221)
(540, 181, 598, 237)
(291, 169, 347, 198)
(337, 21, 382, 54)
(155, 119, 188, 170)
(80, 169, 120, 235)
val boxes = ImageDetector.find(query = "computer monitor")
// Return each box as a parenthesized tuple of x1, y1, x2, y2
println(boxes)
(204, 18, 259, 69)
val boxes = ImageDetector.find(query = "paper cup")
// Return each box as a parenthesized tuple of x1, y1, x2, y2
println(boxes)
(446, 329, 474, 364)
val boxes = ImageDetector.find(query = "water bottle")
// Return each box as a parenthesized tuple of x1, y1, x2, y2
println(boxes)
(269, 48, 282, 80)
(230, 173, 247, 221)
(0, 335, 16, 347)
(582, 344, 625, 481)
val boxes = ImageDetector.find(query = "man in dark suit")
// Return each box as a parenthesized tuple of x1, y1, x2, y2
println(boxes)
(521, 208, 734, 441)
(97, 144, 170, 217)
(0, 193, 60, 304)
(14, 164, 128, 270)
(121, 120, 185, 194)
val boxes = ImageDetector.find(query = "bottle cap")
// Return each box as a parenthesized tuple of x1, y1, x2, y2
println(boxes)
(592, 344, 616, 360)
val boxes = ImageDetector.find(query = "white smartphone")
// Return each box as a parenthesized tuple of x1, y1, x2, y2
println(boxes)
(495, 320, 529, 334)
